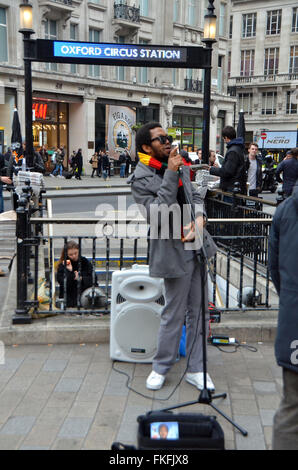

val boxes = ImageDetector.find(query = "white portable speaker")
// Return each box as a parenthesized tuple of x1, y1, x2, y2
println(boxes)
(110, 264, 165, 363)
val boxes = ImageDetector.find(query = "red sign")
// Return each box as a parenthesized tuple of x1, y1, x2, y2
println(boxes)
(32, 103, 48, 120)
(261, 132, 267, 140)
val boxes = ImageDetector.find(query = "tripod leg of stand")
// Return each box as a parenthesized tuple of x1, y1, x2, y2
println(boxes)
(209, 402, 248, 436)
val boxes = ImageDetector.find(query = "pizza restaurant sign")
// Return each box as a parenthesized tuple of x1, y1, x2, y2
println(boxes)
(257, 131, 297, 149)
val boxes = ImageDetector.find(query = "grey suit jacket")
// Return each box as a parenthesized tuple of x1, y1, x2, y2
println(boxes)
(128, 162, 217, 278)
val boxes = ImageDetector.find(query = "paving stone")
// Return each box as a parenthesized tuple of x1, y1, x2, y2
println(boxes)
(58, 417, 93, 439)
(0, 434, 25, 450)
(0, 416, 36, 436)
(42, 359, 69, 372)
(260, 409, 276, 427)
(253, 381, 277, 394)
(54, 377, 83, 393)
(52, 438, 84, 450)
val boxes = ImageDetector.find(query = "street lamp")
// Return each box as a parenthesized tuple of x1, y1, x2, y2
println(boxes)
(19, 0, 35, 169)
(141, 94, 150, 123)
(201, 0, 217, 164)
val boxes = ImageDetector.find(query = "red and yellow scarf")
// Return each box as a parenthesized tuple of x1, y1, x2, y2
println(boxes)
(138, 152, 183, 187)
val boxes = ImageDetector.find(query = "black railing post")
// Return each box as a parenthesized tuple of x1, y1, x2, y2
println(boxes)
(13, 194, 32, 324)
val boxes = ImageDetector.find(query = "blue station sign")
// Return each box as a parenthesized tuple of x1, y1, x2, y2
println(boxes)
(34, 40, 211, 69)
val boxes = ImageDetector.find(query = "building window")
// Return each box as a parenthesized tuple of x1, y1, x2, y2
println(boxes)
(229, 16, 233, 39)
(286, 91, 298, 114)
(266, 10, 282, 35)
(218, 55, 224, 92)
(139, 0, 149, 17)
(45, 20, 58, 71)
(0, 7, 8, 62)
(262, 92, 277, 115)
(227, 51, 231, 78)
(70, 24, 78, 74)
(116, 36, 125, 81)
(138, 39, 149, 83)
(264, 48, 279, 76)
(219, 3, 226, 37)
(242, 13, 257, 38)
(289, 46, 298, 74)
(173, 0, 180, 22)
(240, 50, 255, 76)
(187, 0, 196, 26)
(238, 93, 253, 115)
(89, 29, 100, 77)
(292, 7, 298, 33)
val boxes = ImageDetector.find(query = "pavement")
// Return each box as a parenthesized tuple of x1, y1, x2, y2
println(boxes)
(0, 173, 281, 450)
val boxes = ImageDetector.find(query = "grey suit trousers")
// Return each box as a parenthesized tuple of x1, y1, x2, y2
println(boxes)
(272, 368, 298, 450)
(153, 255, 209, 376)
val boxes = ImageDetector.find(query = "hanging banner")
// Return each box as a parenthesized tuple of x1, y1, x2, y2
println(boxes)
(106, 105, 136, 160)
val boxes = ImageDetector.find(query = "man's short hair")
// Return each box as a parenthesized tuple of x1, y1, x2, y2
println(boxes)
(136, 122, 162, 153)
(222, 126, 236, 140)
(249, 142, 259, 149)
(287, 148, 298, 160)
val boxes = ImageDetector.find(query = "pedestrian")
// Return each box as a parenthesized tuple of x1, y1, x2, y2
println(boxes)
(90, 152, 99, 177)
(194, 148, 202, 165)
(209, 150, 220, 168)
(75, 148, 83, 180)
(245, 142, 263, 197)
(39, 145, 48, 164)
(97, 150, 102, 177)
(0, 152, 12, 214)
(128, 121, 217, 392)
(101, 150, 110, 181)
(50, 148, 64, 178)
(8, 142, 45, 177)
(268, 183, 298, 450)
(119, 150, 127, 178)
(275, 148, 298, 198)
(57, 240, 96, 308)
(207, 126, 247, 195)
(125, 148, 132, 177)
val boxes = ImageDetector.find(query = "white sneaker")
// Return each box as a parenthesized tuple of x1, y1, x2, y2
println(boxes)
(186, 372, 215, 392)
(146, 371, 166, 390)
(50, 174, 55, 178)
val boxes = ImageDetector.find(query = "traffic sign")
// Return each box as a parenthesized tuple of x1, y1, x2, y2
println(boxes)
(261, 132, 267, 140)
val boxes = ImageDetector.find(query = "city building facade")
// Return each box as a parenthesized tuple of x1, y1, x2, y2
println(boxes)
(0, 0, 235, 166)
(229, 0, 298, 160)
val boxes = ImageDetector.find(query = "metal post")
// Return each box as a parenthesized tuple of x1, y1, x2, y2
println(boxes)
(23, 32, 34, 169)
(202, 44, 213, 164)
(13, 196, 32, 324)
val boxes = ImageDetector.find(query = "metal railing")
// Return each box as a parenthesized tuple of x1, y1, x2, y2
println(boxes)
(230, 72, 298, 85)
(11, 185, 278, 324)
(114, 3, 140, 23)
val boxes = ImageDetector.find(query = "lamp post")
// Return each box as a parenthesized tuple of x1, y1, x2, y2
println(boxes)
(141, 94, 150, 123)
(201, 0, 217, 164)
(19, 0, 35, 169)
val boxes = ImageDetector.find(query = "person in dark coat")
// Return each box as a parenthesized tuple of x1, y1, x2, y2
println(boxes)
(124, 148, 132, 177)
(268, 184, 298, 450)
(101, 151, 110, 181)
(275, 148, 298, 198)
(57, 240, 96, 308)
(208, 126, 247, 195)
(75, 149, 83, 180)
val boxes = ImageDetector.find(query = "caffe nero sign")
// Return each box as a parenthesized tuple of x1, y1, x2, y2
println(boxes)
(257, 131, 297, 149)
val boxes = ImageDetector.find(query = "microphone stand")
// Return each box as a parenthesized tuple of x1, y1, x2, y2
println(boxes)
(154, 167, 248, 437)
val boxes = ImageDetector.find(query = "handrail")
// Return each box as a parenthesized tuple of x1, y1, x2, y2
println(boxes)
(30, 217, 273, 224)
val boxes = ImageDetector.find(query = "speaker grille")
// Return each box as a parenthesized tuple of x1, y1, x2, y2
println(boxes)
(155, 295, 165, 306)
(116, 293, 126, 304)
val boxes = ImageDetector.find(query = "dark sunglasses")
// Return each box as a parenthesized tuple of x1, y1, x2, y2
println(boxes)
(150, 135, 173, 145)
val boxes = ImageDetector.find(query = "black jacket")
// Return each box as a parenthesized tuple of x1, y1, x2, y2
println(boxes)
(57, 256, 96, 307)
(210, 137, 247, 194)
(245, 155, 263, 191)
(275, 158, 298, 196)
(268, 185, 298, 373)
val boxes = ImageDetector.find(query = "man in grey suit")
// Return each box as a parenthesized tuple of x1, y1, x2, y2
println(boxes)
(128, 122, 216, 392)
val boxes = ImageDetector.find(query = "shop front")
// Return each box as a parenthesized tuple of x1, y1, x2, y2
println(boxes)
(32, 97, 69, 172)
(0, 88, 17, 151)
(170, 107, 203, 152)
